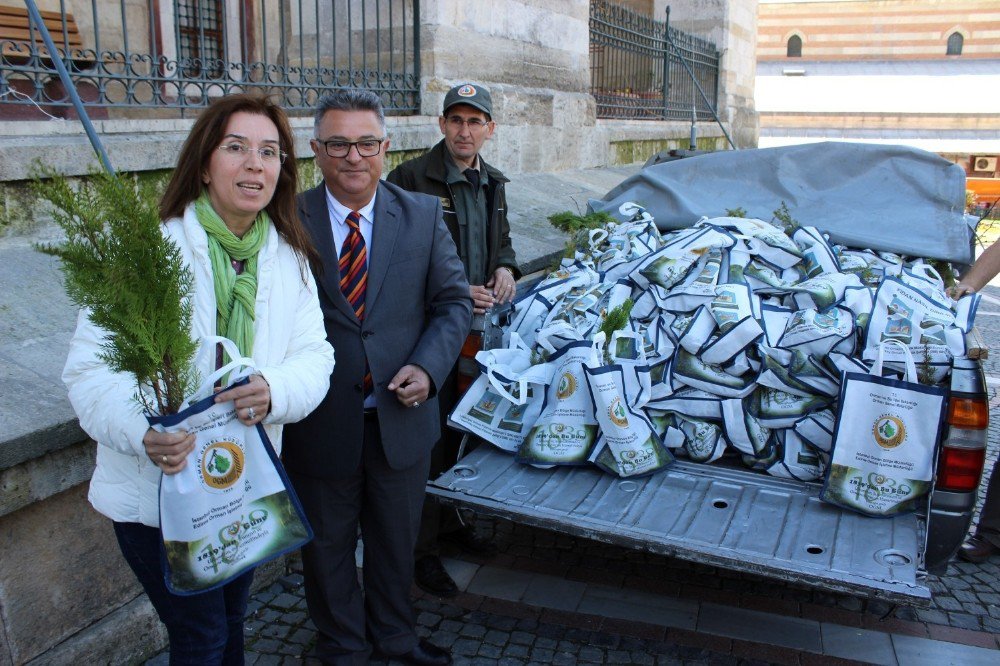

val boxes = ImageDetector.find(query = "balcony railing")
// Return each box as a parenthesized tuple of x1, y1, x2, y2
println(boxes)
(0, 0, 420, 120)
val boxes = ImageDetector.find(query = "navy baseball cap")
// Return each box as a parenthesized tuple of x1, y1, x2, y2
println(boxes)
(443, 83, 493, 118)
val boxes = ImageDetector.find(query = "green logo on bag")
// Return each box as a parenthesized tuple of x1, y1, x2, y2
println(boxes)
(556, 372, 577, 400)
(199, 439, 245, 491)
(872, 415, 905, 449)
(609, 398, 629, 428)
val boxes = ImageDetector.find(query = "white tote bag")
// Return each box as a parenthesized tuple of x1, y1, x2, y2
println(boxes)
(153, 337, 313, 594)
(820, 340, 947, 517)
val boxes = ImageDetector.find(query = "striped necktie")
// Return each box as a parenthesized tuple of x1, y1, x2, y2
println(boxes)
(339, 210, 373, 396)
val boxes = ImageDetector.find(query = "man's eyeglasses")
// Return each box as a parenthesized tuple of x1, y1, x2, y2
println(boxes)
(318, 139, 385, 158)
(445, 116, 490, 130)
(218, 142, 287, 164)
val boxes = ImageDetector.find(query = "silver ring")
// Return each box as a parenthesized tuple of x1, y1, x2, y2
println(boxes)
(412, 401, 420, 408)
(247, 407, 256, 420)
(160, 455, 167, 464)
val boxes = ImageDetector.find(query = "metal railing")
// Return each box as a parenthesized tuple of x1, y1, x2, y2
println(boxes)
(589, 0, 720, 121)
(0, 0, 420, 119)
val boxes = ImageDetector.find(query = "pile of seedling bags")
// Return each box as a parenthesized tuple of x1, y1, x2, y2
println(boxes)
(449, 202, 979, 481)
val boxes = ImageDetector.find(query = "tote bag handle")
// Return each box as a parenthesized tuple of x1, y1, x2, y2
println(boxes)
(870, 339, 918, 383)
(180, 336, 257, 411)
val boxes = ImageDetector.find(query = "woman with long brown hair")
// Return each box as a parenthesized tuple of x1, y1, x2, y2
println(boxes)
(63, 94, 334, 664)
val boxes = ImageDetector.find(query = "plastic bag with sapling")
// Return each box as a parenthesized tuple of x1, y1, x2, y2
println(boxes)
(755, 387, 831, 429)
(517, 340, 601, 465)
(791, 272, 863, 310)
(821, 341, 947, 517)
(673, 348, 756, 398)
(792, 226, 841, 278)
(708, 216, 802, 269)
(777, 306, 855, 358)
(449, 335, 551, 452)
(861, 276, 966, 362)
(701, 284, 764, 366)
(585, 332, 672, 477)
(675, 415, 727, 463)
(647, 387, 724, 420)
(722, 397, 772, 457)
(766, 430, 826, 481)
(792, 409, 836, 453)
(631, 225, 734, 291)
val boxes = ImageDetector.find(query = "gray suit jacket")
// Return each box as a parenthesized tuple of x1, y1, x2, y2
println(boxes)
(282, 180, 471, 478)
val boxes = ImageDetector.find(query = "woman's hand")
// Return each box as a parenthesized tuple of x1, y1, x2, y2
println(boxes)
(215, 373, 271, 426)
(143, 428, 195, 475)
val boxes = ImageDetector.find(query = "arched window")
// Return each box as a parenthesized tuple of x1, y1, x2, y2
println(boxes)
(787, 35, 802, 58)
(947, 32, 964, 56)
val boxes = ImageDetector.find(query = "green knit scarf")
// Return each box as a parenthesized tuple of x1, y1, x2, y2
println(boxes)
(194, 192, 268, 365)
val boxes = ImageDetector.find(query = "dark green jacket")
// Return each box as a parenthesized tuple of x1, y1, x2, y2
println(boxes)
(386, 140, 520, 281)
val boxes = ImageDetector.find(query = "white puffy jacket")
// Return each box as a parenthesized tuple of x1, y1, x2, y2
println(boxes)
(62, 204, 335, 527)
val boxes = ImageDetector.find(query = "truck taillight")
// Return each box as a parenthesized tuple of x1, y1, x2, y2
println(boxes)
(937, 446, 987, 492)
(947, 396, 989, 429)
(456, 333, 482, 394)
(936, 394, 989, 492)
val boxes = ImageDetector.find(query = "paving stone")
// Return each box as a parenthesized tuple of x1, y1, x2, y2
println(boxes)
(551, 652, 577, 666)
(509, 630, 534, 646)
(478, 642, 503, 659)
(533, 635, 558, 649)
(820, 624, 897, 666)
(459, 624, 487, 639)
(486, 614, 519, 631)
(530, 647, 555, 662)
(629, 651, 655, 665)
(936, 596, 964, 611)
(484, 629, 510, 646)
(607, 648, 633, 663)
(915, 608, 950, 625)
(417, 611, 443, 628)
(498, 659, 525, 666)
(431, 630, 460, 648)
(452, 638, 482, 657)
(893, 634, 1000, 666)
(955, 589, 979, 603)
(949, 612, 984, 630)
(440, 619, 464, 633)
(502, 643, 530, 658)
(697, 603, 822, 652)
(556, 640, 577, 653)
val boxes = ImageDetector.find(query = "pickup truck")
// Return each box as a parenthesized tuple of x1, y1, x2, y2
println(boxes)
(428, 143, 991, 604)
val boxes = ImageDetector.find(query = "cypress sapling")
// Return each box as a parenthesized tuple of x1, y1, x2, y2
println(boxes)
(34, 167, 197, 415)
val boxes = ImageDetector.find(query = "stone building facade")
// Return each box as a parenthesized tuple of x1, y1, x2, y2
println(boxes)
(754, 0, 1000, 189)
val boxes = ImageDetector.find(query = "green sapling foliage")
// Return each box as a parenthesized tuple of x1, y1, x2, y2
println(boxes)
(34, 167, 197, 415)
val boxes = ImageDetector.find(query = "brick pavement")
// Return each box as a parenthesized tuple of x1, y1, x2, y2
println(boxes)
(147, 290, 1000, 666)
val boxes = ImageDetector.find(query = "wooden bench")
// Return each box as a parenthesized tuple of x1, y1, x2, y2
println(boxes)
(0, 5, 90, 67)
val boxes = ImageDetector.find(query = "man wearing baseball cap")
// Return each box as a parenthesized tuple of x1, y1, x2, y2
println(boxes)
(387, 83, 518, 597)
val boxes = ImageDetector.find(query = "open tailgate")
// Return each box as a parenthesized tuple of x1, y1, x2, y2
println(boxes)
(429, 446, 931, 604)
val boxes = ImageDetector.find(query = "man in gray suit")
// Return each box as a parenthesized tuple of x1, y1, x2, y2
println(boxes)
(282, 90, 471, 666)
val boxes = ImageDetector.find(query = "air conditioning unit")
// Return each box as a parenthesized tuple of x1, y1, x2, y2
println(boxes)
(973, 156, 997, 172)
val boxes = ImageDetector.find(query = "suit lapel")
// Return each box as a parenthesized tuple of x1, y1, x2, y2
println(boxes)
(302, 184, 358, 323)
(366, 182, 399, 313)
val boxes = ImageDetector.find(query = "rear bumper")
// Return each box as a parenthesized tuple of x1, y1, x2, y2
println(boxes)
(925, 488, 976, 574)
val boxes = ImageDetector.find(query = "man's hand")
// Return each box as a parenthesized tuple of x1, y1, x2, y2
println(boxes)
(470, 284, 495, 314)
(215, 374, 271, 426)
(143, 428, 195, 475)
(486, 267, 516, 305)
(387, 364, 431, 408)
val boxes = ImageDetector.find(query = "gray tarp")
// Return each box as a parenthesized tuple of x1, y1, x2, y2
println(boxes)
(589, 142, 973, 264)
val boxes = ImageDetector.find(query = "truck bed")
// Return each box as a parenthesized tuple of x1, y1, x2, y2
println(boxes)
(429, 446, 931, 604)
